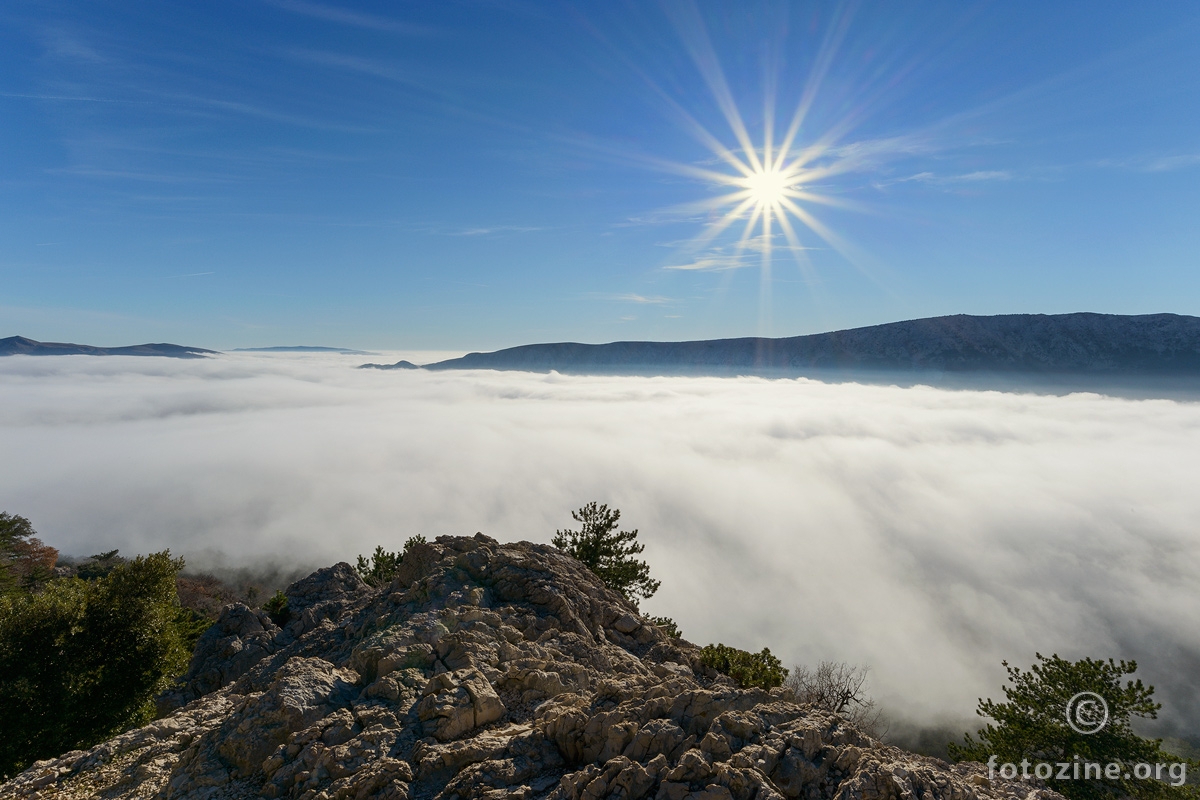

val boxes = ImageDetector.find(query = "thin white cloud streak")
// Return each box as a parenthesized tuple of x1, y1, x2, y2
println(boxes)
(876, 170, 1014, 189)
(1146, 154, 1200, 172)
(263, 0, 435, 36)
(605, 293, 674, 305)
(1, 355, 1199, 737)
(663, 254, 751, 271)
(448, 226, 544, 237)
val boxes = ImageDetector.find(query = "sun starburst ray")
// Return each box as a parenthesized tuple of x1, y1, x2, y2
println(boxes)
(685, 196, 761, 254)
(773, 209, 822, 288)
(642, 8, 881, 332)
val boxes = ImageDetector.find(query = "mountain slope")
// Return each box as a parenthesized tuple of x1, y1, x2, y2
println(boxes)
(413, 313, 1200, 375)
(0, 535, 1051, 800)
(0, 336, 215, 359)
(232, 346, 374, 354)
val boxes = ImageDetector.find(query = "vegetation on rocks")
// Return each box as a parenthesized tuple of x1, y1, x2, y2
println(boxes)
(700, 643, 789, 690)
(263, 589, 291, 626)
(648, 615, 681, 639)
(949, 653, 1198, 800)
(0, 551, 191, 779)
(1, 533, 1053, 800)
(552, 501, 660, 605)
(355, 535, 427, 587)
(786, 661, 883, 738)
(4, 503, 1188, 800)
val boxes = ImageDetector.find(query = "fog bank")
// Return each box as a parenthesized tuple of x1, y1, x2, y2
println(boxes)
(2, 353, 1198, 740)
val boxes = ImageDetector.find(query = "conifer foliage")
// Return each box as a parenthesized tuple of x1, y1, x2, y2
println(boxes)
(949, 653, 1198, 800)
(552, 502, 660, 606)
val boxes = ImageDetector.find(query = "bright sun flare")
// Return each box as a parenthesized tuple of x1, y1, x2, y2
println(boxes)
(742, 167, 794, 207)
(667, 125, 850, 289)
(649, 9, 866, 304)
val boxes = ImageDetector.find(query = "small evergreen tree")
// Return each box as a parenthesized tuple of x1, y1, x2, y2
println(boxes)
(649, 616, 681, 639)
(263, 590, 290, 626)
(356, 546, 402, 588)
(949, 653, 1198, 800)
(355, 534, 426, 588)
(552, 502, 659, 606)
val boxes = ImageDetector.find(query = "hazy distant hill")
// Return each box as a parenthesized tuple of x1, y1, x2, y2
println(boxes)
(408, 313, 1200, 375)
(0, 336, 215, 359)
(358, 360, 419, 370)
(232, 346, 374, 354)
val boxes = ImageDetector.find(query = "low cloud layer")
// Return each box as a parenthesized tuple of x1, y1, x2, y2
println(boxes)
(2, 353, 1198, 740)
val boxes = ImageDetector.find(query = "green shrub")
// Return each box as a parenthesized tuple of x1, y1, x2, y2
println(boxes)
(263, 590, 290, 626)
(701, 643, 788, 690)
(355, 535, 427, 588)
(75, 550, 125, 580)
(649, 615, 681, 639)
(553, 502, 659, 606)
(0, 552, 190, 778)
(949, 653, 1199, 800)
(173, 606, 214, 653)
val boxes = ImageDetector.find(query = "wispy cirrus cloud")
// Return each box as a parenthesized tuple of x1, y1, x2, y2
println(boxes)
(874, 169, 1014, 190)
(663, 254, 751, 271)
(664, 235, 819, 271)
(263, 0, 434, 36)
(605, 293, 674, 304)
(1145, 154, 1200, 172)
(279, 49, 423, 88)
(447, 225, 544, 236)
(45, 166, 238, 184)
(39, 28, 108, 63)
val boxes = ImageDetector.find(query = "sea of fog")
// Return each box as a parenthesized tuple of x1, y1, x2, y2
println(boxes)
(2, 352, 1198, 744)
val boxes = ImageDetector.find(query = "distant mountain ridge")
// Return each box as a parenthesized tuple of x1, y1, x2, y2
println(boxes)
(232, 346, 374, 354)
(0, 336, 215, 359)
(374, 313, 1200, 375)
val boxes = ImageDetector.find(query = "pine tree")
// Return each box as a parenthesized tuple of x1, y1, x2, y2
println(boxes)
(949, 653, 1198, 800)
(552, 502, 660, 606)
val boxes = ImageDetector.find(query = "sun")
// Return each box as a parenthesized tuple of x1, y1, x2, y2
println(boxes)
(741, 166, 795, 208)
(667, 128, 837, 281)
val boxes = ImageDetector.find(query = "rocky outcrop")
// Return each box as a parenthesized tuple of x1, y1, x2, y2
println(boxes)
(0, 535, 1057, 800)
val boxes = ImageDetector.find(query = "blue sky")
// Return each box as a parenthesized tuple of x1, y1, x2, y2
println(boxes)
(2, 0, 1199, 350)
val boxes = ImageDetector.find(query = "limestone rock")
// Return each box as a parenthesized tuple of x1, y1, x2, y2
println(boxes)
(0, 533, 1061, 800)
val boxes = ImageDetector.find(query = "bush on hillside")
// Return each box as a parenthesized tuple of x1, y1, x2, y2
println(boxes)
(701, 643, 788, 690)
(263, 589, 291, 626)
(74, 549, 126, 580)
(355, 534, 427, 588)
(649, 615, 681, 639)
(553, 502, 660, 606)
(948, 653, 1199, 800)
(0, 551, 191, 778)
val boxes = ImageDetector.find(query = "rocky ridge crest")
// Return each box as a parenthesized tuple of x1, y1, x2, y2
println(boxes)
(1, 535, 1056, 800)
